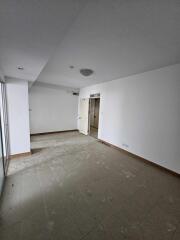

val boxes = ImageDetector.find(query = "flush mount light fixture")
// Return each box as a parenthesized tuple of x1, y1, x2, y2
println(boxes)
(80, 68, 94, 77)
(17, 66, 24, 70)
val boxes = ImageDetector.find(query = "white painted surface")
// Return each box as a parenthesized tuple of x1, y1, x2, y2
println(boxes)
(6, 79, 30, 155)
(1, 1, 179, 88)
(79, 64, 180, 174)
(29, 84, 78, 134)
(0, 0, 85, 81)
(79, 98, 89, 135)
(38, 0, 180, 88)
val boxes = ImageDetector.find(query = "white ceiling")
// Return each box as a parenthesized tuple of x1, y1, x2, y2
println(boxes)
(1, 0, 180, 88)
(0, 0, 85, 81)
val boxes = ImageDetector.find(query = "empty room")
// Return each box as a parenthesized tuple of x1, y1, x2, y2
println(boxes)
(0, 0, 180, 239)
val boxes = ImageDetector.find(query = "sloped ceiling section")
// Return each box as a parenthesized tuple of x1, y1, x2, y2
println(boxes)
(0, 0, 86, 81)
(0, 0, 180, 88)
(37, 0, 180, 88)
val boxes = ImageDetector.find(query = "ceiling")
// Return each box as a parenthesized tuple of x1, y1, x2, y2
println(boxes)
(0, 0, 180, 88)
(0, 0, 86, 81)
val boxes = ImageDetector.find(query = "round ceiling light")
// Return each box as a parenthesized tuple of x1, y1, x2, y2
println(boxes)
(80, 68, 94, 77)
(17, 66, 24, 70)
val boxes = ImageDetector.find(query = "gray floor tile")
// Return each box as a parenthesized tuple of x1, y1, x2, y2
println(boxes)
(0, 132, 179, 240)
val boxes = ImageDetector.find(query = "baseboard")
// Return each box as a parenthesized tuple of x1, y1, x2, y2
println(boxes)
(10, 151, 31, 160)
(99, 139, 180, 178)
(30, 129, 78, 136)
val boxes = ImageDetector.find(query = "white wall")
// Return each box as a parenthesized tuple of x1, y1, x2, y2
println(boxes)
(29, 84, 78, 134)
(6, 79, 31, 155)
(79, 64, 180, 174)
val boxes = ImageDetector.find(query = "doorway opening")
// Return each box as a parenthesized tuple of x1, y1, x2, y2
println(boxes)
(89, 97, 100, 139)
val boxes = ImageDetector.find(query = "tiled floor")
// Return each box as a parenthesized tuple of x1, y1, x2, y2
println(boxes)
(90, 127, 98, 139)
(0, 132, 179, 240)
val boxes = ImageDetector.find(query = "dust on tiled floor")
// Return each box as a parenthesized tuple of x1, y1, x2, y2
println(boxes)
(89, 127, 98, 139)
(0, 132, 180, 239)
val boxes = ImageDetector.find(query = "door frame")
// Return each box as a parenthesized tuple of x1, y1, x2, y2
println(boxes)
(79, 98, 90, 135)
(88, 94, 100, 138)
